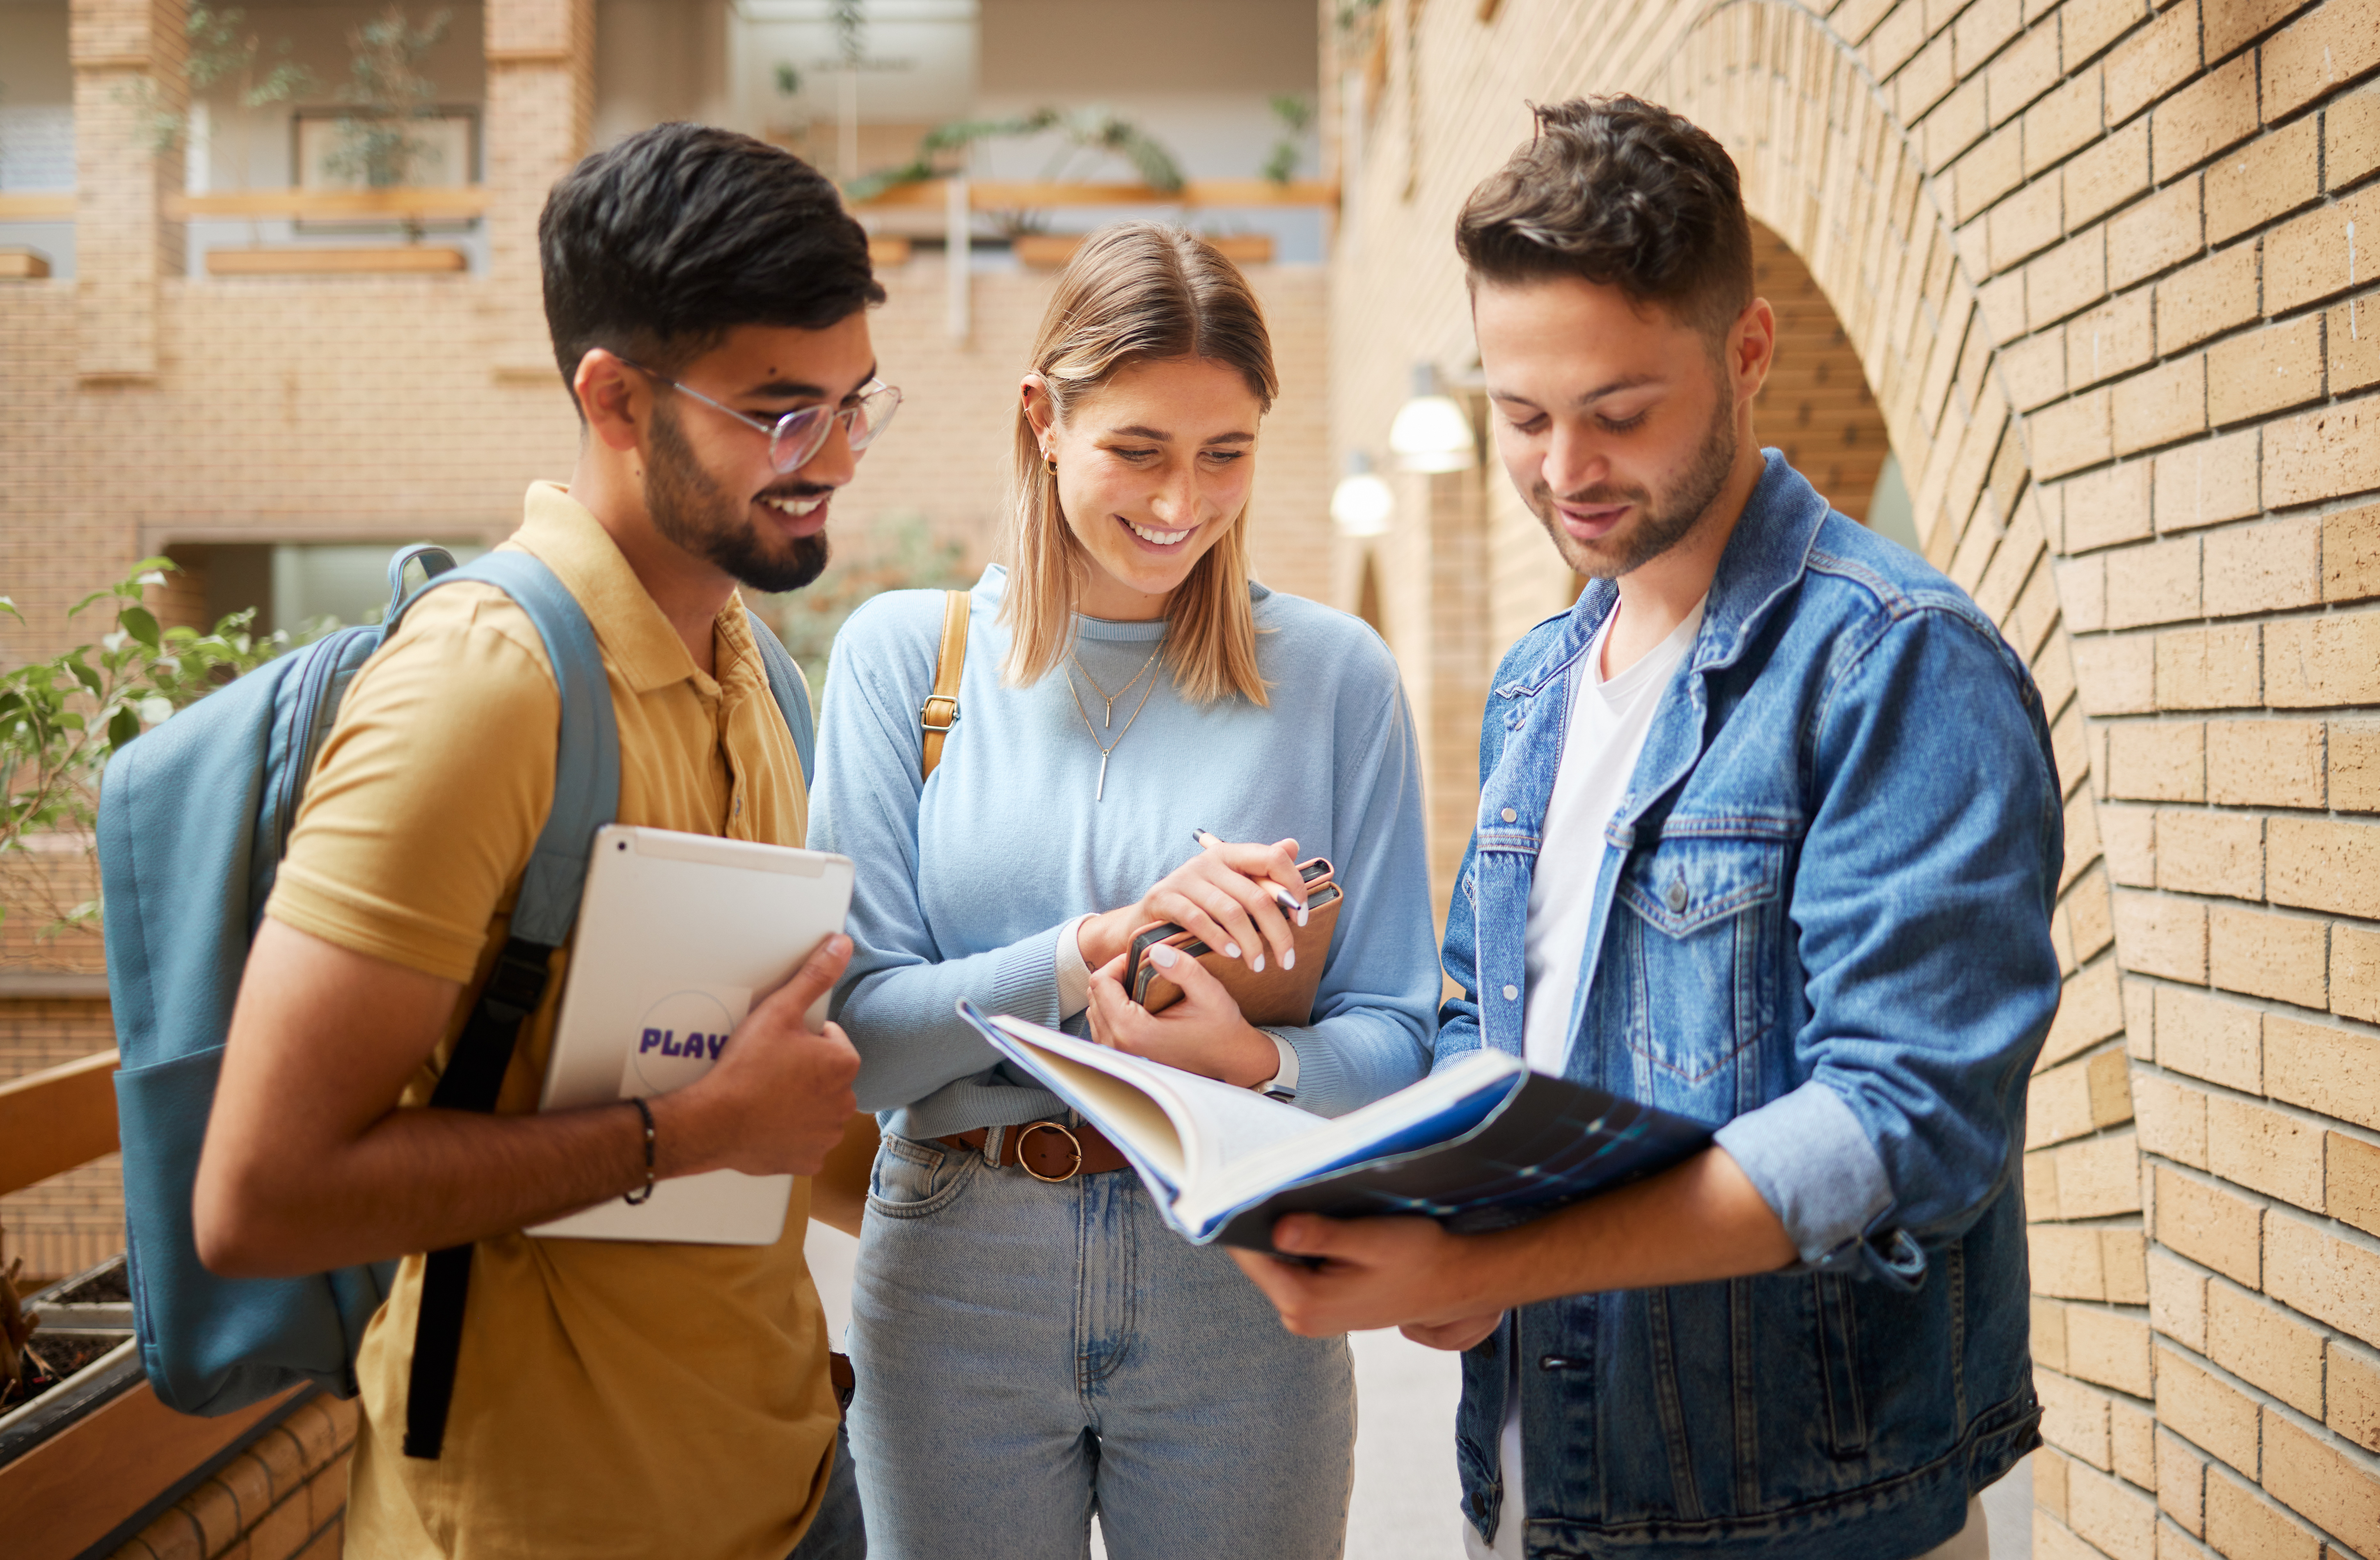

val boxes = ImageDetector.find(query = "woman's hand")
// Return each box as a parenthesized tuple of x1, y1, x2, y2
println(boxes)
(1076, 835, 1307, 975)
(1085, 945, 1279, 1088)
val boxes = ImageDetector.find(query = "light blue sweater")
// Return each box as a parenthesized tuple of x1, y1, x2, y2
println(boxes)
(811, 564, 1438, 1141)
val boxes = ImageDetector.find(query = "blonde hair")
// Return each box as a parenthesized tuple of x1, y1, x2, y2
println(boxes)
(1002, 222, 1278, 706)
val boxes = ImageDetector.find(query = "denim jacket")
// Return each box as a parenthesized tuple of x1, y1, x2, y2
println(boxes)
(1439, 454, 2061, 1558)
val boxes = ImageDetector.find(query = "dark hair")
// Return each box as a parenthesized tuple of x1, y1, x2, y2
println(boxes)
(1455, 95, 1753, 341)
(540, 122, 886, 409)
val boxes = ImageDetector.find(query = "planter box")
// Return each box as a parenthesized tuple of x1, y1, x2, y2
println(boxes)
(867, 235, 913, 268)
(206, 247, 468, 277)
(1013, 231, 1275, 268)
(0, 248, 53, 280)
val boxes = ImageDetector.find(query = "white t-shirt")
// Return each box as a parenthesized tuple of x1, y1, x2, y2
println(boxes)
(1472, 596, 1703, 1560)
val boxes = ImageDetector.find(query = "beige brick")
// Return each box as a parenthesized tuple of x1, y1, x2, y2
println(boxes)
(2135, 1066, 2211, 1167)
(2335, 720, 2380, 809)
(2055, 1130, 2147, 1215)
(2150, 1246, 2211, 1349)
(2153, 808, 2263, 898)
(2261, 0, 2380, 118)
(1926, 75, 1994, 170)
(2041, 1365, 2117, 1466)
(2113, 1394, 2157, 1489)
(2330, 1129, 2380, 1237)
(2046, 956, 2129, 1066)
(2109, 724, 2205, 802)
(2264, 182, 2380, 314)
(2073, 871, 2117, 963)
(1898, 30, 1959, 123)
(2337, 922, 2380, 1023)
(2155, 1341, 2263, 1472)
(2329, 82, 2380, 189)
(2330, 1335, 2380, 1453)
(2106, 1226, 2150, 1302)
(2035, 1221, 2113, 1298)
(2154, 987, 2263, 1092)
(2037, 1294, 2073, 1371)
(2153, 54, 2263, 183)
(2102, 802, 2157, 884)
(2153, 243, 2260, 357)
(2205, 719, 2324, 808)
(2323, 502, 2380, 605)
(1954, 0, 2023, 76)
(2105, 0, 2202, 123)
(2117, 889, 2209, 981)
(2266, 816, 2380, 919)
(1954, 120, 2028, 224)
(2156, 1165, 2264, 1286)
(2066, 289, 2155, 391)
(2207, 316, 2328, 427)
(2208, 905, 2329, 1008)
(2204, 116, 2323, 246)
(2068, 1302, 2157, 1395)
(2064, 460, 2156, 551)
(2263, 611, 2380, 708)
(2261, 1407, 2380, 1559)
(2207, 515, 2325, 618)
(2208, 0, 2322, 57)
(2112, 354, 2208, 455)
(2334, 289, 2380, 395)
(2037, 1510, 2102, 1560)
(2003, 327, 2070, 409)
(2264, 1210, 2380, 1346)
(2106, 535, 2203, 627)
(2033, 1046, 2140, 1146)
(2157, 1425, 2209, 1533)
(2030, 1144, 2067, 1219)
(2202, 1465, 2325, 1560)
(2151, 427, 2259, 533)
(2154, 625, 2260, 710)
(2069, 1453, 2158, 1560)
(2032, 389, 2114, 479)
(2024, 68, 2105, 173)
(2064, 0, 2149, 66)
(2109, 179, 2204, 291)
(2065, 114, 2153, 229)
(2206, 1093, 2326, 1211)
(2264, 1012, 2380, 1132)
(1993, 176, 2068, 272)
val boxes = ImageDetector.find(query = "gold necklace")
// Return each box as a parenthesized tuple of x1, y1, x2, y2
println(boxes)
(1069, 640, 1164, 729)
(1062, 657, 1163, 802)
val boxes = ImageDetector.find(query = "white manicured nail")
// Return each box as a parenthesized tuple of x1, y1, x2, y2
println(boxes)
(1150, 944, 1179, 968)
(1252, 954, 1266, 973)
(1284, 949, 1295, 970)
(1224, 942, 1241, 959)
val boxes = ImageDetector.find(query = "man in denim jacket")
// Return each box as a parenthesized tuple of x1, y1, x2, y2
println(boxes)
(1233, 97, 2062, 1559)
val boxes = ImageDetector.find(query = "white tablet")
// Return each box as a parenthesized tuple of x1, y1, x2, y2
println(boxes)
(527, 824, 856, 1245)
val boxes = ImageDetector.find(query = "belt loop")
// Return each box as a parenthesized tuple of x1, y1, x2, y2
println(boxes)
(981, 1124, 1004, 1167)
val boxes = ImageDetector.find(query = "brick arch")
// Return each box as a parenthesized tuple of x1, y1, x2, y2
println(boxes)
(1651, 0, 2146, 1542)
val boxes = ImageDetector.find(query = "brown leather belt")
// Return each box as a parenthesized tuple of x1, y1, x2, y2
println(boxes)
(940, 1120, 1131, 1182)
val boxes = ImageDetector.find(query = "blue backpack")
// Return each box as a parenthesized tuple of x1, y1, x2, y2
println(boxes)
(99, 544, 815, 1457)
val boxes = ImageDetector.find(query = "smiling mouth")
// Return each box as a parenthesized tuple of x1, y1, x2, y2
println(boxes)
(1121, 518, 1193, 548)
(762, 493, 828, 519)
(1556, 502, 1630, 538)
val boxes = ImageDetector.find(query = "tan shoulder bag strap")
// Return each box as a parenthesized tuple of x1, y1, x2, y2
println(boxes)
(920, 589, 968, 781)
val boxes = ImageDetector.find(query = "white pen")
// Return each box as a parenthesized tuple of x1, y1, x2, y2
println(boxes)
(1193, 826, 1308, 927)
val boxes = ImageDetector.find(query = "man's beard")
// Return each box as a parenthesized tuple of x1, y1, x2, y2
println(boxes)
(1529, 393, 1738, 581)
(646, 401, 831, 594)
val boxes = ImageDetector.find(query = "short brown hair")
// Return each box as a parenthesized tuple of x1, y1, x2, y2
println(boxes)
(1005, 222, 1278, 706)
(1456, 96, 1753, 340)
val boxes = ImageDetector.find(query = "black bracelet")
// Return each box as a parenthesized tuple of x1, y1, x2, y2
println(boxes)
(623, 1096, 657, 1205)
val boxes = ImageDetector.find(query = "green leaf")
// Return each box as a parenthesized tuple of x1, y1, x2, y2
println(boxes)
(117, 605, 161, 650)
(0, 597, 20, 622)
(68, 659, 101, 695)
(107, 706, 140, 746)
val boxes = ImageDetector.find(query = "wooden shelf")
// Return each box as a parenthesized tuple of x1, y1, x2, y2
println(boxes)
(170, 186, 488, 220)
(206, 246, 468, 277)
(0, 195, 73, 220)
(0, 249, 52, 280)
(853, 178, 1337, 212)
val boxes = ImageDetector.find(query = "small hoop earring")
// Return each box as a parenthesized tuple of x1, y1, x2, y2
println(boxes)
(1045, 455, 1057, 475)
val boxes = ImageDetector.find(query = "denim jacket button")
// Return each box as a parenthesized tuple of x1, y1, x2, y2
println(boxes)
(1665, 878, 1688, 912)
(1503, 984, 1519, 1000)
(1501, 807, 1517, 822)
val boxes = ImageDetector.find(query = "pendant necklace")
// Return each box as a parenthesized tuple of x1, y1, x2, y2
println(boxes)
(1069, 639, 1164, 729)
(1062, 648, 1164, 801)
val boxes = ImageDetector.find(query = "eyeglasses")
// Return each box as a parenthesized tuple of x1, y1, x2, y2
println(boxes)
(619, 357, 903, 474)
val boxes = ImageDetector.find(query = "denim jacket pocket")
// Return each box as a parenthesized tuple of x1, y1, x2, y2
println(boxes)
(865, 1132, 977, 1219)
(1613, 832, 1788, 1104)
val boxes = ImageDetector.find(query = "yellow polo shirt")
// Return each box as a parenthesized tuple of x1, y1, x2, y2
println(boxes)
(265, 483, 834, 1560)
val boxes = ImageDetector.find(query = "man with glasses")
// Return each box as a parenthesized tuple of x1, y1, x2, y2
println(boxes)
(194, 124, 890, 1559)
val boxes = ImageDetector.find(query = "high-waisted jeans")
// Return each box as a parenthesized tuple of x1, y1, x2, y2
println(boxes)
(847, 1130, 1356, 1560)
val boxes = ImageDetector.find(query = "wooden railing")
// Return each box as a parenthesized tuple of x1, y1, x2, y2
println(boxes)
(0, 1049, 118, 1202)
(850, 177, 1338, 211)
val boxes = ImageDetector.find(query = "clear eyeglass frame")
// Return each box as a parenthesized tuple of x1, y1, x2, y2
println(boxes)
(618, 356, 902, 474)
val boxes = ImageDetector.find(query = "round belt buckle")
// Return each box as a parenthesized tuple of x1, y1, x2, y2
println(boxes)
(1015, 1121, 1084, 1182)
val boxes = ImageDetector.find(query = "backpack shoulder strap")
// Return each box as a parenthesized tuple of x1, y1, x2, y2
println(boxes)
(744, 610, 816, 786)
(380, 550, 620, 1461)
(920, 589, 968, 782)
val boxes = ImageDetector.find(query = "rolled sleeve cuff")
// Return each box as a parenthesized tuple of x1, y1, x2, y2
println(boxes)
(987, 923, 1068, 1028)
(1714, 1081, 1894, 1268)
(1053, 915, 1094, 1020)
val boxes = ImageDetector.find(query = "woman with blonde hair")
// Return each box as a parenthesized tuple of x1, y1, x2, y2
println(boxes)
(809, 222, 1437, 1557)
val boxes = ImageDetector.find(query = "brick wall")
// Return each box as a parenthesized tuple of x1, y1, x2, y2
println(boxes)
(1324, 0, 2380, 1554)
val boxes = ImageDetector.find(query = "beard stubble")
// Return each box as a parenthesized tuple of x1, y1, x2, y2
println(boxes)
(645, 400, 831, 596)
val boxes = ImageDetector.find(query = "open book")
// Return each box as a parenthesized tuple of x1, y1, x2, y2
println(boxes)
(957, 1001, 1712, 1251)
